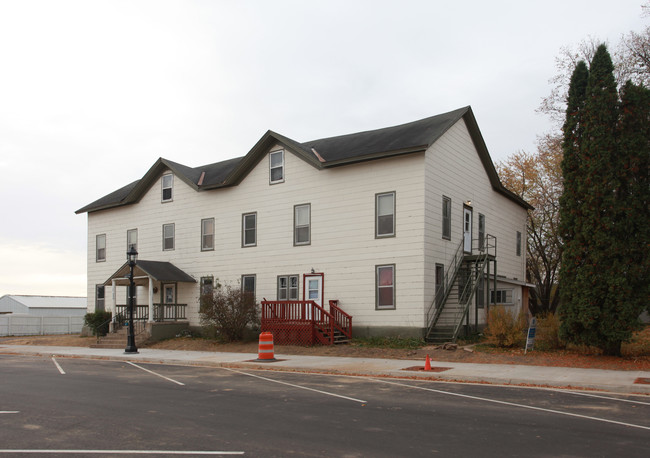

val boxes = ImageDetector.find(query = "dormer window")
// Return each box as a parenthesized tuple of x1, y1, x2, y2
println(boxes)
(269, 150, 284, 184)
(162, 174, 173, 202)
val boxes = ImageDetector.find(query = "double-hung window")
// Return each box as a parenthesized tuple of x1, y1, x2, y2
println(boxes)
(242, 213, 256, 247)
(516, 231, 522, 256)
(163, 223, 175, 251)
(269, 150, 284, 184)
(201, 218, 215, 251)
(200, 276, 214, 298)
(127, 229, 137, 251)
(95, 285, 105, 311)
(278, 275, 299, 300)
(376, 192, 395, 238)
(442, 196, 451, 239)
(96, 234, 106, 262)
(478, 214, 485, 251)
(294, 204, 310, 245)
(376, 264, 395, 310)
(162, 174, 173, 202)
(242, 275, 256, 299)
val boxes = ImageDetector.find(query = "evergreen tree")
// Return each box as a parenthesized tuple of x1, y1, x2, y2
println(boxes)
(559, 44, 650, 355)
(558, 61, 589, 339)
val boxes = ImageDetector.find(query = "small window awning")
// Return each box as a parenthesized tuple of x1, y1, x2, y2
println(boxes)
(104, 260, 197, 286)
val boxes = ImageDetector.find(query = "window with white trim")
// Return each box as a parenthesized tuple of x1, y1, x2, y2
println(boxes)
(200, 276, 214, 297)
(162, 174, 173, 202)
(163, 223, 175, 251)
(376, 192, 395, 238)
(96, 234, 106, 262)
(127, 229, 137, 251)
(278, 275, 299, 300)
(201, 218, 215, 251)
(95, 285, 105, 311)
(490, 289, 514, 304)
(269, 150, 284, 184)
(376, 264, 395, 310)
(242, 213, 256, 247)
(442, 196, 451, 239)
(242, 274, 256, 299)
(294, 204, 310, 245)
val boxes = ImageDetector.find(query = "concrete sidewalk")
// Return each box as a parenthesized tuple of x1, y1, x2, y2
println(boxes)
(2, 344, 649, 395)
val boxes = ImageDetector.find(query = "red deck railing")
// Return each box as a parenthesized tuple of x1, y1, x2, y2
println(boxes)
(260, 300, 352, 346)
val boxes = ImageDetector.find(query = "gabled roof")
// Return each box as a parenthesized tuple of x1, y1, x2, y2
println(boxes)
(104, 260, 197, 285)
(77, 106, 531, 214)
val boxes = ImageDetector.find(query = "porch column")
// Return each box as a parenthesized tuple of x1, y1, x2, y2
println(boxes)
(148, 276, 154, 323)
(111, 279, 117, 317)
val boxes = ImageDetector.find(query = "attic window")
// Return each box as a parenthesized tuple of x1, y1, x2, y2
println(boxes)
(162, 174, 173, 202)
(269, 150, 284, 184)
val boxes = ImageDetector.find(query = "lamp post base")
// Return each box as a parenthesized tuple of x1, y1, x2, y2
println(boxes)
(124, 336, 138, 354)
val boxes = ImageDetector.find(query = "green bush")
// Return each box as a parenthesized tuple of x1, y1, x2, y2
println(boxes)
(483, 306, 527, 348)
(84, 311, 112, 336)
(533, 313, 565, 351)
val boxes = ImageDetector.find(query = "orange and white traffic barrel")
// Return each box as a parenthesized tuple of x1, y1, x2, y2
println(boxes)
(257, 332, 276, 361)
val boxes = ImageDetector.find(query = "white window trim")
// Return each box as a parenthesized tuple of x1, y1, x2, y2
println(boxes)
(294, 204, 311, 246)
(269, 150, 285, 184)
(278, 275, 299, 301)
(242, 213, 257, 247)
(162, 173, 173, 202)
(96, 234, 106, 262)
(201, 218, 215, 251)
(376, 191, 396, 238)
(163, 223, 175, 251)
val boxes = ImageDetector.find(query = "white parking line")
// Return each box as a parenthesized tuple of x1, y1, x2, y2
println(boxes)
(0, 450, 243, 455)
(222, 367, 367, 404)
(126, 361, 185, 386)
(51, 357, 65, 375)
(371, 378, 650, 431)
(0, 411, 19, 414)
(551, 389, 650, 406)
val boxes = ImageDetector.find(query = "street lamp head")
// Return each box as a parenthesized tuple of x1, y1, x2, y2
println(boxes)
(127, 246, 138, 266)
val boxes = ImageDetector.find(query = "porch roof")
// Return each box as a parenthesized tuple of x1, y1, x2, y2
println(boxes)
(104, 260, 197, 286)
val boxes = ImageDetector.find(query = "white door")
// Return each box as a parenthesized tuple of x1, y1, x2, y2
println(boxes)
(304, 275, 323, 320)
(463, 208, 472, 253)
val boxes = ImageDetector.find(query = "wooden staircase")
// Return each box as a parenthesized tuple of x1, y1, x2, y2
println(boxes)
(90, 325, 149, 349)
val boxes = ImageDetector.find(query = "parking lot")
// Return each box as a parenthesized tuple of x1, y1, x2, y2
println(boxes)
(1, 354, 649, 456)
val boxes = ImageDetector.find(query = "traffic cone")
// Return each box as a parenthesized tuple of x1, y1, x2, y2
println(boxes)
(424, 354, 432, 371)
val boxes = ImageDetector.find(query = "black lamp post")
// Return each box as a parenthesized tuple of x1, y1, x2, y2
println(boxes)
(125, 246, 139, 354)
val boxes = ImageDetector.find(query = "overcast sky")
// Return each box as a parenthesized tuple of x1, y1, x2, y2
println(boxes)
(0, 0, 646, 298)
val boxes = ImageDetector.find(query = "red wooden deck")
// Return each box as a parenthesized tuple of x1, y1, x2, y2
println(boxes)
(260, 299, 352, 346)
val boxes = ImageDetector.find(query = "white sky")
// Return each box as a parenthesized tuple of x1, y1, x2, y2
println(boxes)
(0, 0, 647, 297)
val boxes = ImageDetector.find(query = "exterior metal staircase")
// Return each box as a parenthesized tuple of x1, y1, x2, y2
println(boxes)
(425, 235, 495, 343)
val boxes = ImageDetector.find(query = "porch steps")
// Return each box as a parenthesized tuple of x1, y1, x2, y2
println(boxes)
(90, 327, 149, 349)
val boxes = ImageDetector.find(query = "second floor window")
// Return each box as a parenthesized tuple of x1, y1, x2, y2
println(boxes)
(270, 150, 284, 184)
(294, 204, 311, 245)
(163, 223, 175, 251)
(162, 174, 173, 202)
(201, 218, 214, 251)
(376, 192, 395, 237)
(127, 229, 137, 251)
(242, 213, 257, 247)
(96, 234, 106, 262)
(516, 231, 522, 256)
(442, 196, 452, 240)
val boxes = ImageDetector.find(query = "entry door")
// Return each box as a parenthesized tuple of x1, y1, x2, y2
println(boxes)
(463, 207, 473, 253)
(303, 274, 323, 320)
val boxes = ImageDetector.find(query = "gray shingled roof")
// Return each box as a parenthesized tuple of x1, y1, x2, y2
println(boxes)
(104, 260, 196, 285)
(77, 107, 532, 214)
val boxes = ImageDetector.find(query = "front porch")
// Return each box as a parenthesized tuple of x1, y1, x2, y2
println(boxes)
(261, 299, 352, 346)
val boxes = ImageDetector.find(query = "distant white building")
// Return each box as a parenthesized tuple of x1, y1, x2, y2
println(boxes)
(0, 295, 87, 317)
(0, 295, 87, 336)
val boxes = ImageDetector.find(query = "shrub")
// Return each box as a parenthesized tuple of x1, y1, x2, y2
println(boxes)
(83, 311, 112, 336)
(483, 306, 527, 348)
(534, 312, 565, 351)
(199, 283, 260, 341)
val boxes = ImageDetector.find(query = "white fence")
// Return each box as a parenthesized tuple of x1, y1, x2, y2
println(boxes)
(0, 315, 84, 336)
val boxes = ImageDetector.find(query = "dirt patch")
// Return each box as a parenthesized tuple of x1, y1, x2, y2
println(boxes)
(2, 332, 649, 371)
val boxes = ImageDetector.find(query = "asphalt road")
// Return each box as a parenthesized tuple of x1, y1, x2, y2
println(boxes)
(1, 354, 649, 457)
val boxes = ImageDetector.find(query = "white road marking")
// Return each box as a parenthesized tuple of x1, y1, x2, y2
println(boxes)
(51, 357, 65, 375)
(0, 411, 19, 414)
(550, 389, 650, 406)
(126, 361, 185, 386)
(0, 451, 243, 455)
(222, 367, 367, 404)
(371, 378, 650, 431)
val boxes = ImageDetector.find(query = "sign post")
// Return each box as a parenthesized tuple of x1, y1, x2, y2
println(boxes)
(524, 317, 537, 354)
